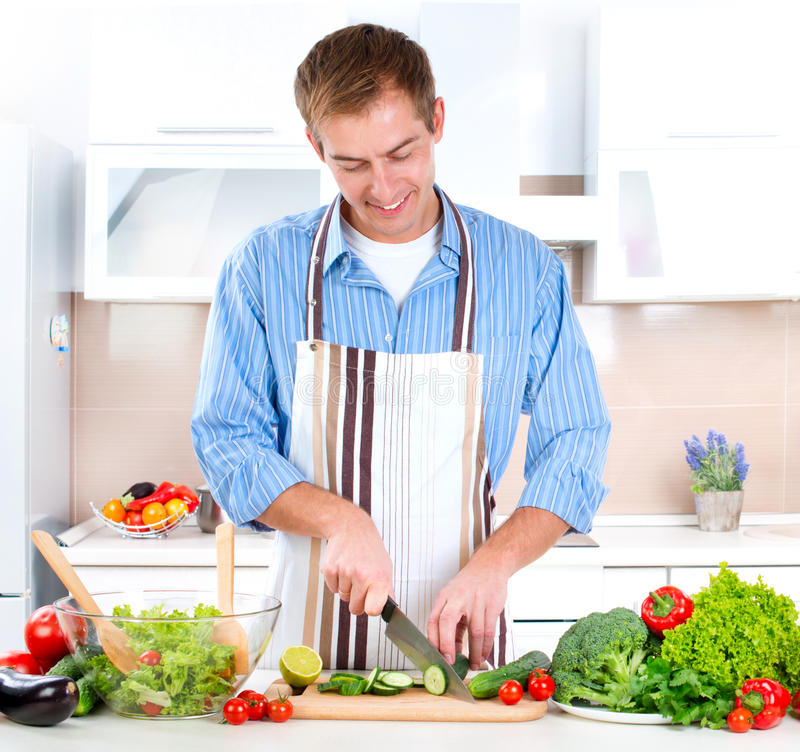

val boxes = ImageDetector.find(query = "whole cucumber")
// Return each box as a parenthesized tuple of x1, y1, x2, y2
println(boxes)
(467, 650, 551, 699)
(0, 668, 79, 726)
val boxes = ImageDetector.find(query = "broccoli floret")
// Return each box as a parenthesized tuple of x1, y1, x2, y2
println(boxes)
(551, 607, 660, 711)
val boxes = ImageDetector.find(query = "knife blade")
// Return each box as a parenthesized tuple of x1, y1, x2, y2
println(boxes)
(380, 596, 475, 703)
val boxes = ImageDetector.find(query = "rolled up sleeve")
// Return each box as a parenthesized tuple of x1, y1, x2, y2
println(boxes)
(191, 239, 305, 531)
(517, 250, 611, 533)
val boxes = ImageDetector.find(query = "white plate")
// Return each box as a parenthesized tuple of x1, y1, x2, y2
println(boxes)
(552, 700, 671, 725)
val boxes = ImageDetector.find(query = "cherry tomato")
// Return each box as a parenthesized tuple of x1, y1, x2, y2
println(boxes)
(223, 697, 249, 725)
(138, 650, 161, 666)
(498, 679, 524, 706)
(244, 692, 268, 721)
(125, 509, 146, 532)
(727, 707, 754, 733)
(792, 689, 800, 714)
(528, 669, 555, 701)
(164, 498, 188, 519)
(267, 695, 293, 723)
(102, 498, 126, 523)
(0, 650, 43, 675)
(24, 605, 70, 665)
(142, 501, 167, 530)
(140, 701, 164, 716)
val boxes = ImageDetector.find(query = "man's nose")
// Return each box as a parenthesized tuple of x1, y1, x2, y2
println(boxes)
(370, 162, 396, 200)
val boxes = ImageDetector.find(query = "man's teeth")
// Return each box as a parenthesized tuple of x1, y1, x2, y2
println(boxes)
(379, 197, 403, 210)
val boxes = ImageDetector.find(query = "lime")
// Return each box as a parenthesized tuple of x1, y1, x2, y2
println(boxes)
(279, 645, 323, 687)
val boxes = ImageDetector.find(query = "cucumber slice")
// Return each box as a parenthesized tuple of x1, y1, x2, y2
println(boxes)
(370, 681, 402, 696)
(363, 667, 381, 693)
(377, 671, 414, 689)
(339, 679, 367, 696)
(423, 664, 448, 696)
(328, 672, 363, 683)
(317, 681, 343, 692)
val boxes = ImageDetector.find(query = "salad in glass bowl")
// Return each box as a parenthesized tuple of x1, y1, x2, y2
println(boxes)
(53, 590, 280, 719)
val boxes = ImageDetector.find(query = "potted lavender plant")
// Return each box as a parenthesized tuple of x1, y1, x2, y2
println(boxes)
(684, 430, 750, 531)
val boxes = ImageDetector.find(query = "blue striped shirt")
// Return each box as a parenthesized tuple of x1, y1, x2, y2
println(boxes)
(191, 187, 611, 534)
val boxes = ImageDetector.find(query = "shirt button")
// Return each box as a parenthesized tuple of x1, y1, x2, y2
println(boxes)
(384, 333, 393, 343)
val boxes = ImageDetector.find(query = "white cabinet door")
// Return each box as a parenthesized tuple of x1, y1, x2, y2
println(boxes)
(0, 598, 28, 652)
(90, 4, 346, 146)
(602, 567, 667, 614)
(420, 2, 520, 196)
(586, 6, 799, 153)
(584, 147, 800, 302)
(512, 621, 573, 661)
(73, 566, 270, 595)
(508, 565, 603, 621)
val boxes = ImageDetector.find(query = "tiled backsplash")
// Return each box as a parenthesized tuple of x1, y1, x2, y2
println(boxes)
(70, 290, 800, 525)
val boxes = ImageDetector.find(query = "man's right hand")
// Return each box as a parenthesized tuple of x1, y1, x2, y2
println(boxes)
(321, 508, 394, 616)
(259, 482, 394, 616)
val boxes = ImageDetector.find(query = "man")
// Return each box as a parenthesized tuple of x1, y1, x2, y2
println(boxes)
(192, 24, 610, 671)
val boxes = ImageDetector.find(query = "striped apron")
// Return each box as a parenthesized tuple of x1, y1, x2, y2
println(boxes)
(264, 192, 511, 670)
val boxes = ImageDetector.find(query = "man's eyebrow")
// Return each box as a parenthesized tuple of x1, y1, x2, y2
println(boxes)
(330, 136, 419, 162)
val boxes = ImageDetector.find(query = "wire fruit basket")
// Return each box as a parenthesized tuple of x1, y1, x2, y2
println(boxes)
(89, 501, 195, 539)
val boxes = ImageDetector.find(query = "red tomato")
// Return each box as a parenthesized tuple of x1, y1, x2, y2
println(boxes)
(223, 697, 249, 725)
(498, 679, 524, 706)
(59, 604, 88, 650)
(267, 695, 293, 723)
(140, 701, 164, 716)
(138, 650, 161, 666)
(125, 509, 146, 532)
(727, 707, 754, 733)
(237, 689, 258, 700)
(244, 692, 267, 721)
(792, 689, 800, 714)
(528, 669, 555, 701)
(24, 605, 70, 664)
(0, 650, 43, 675)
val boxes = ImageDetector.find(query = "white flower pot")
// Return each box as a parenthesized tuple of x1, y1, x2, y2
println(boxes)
(693, 490, 744, 532)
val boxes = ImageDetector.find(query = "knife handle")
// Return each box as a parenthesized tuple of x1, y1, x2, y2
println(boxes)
(381, 595, 397, 623)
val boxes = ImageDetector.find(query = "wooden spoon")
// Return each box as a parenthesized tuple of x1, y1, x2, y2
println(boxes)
(211, 522, 249, 674)
(31, 530, 139, 675)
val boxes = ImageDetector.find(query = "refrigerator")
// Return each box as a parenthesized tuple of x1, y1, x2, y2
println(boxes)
(0, 124, 73, 649)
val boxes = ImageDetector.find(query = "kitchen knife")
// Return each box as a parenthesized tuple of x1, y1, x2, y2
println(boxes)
(381, 596, 475, 703)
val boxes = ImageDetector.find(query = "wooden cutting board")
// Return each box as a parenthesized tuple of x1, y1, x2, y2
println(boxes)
(265, 678, 548, 722)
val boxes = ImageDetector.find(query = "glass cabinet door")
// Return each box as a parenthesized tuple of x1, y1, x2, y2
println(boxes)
(86, 145, 332, 301)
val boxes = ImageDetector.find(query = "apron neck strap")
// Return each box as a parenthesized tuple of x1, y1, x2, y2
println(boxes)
(305, 191, 476, 353)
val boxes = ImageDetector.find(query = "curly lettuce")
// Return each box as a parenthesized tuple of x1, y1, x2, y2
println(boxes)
(82, 603, 236, 716)
(660, 563, 800, 691)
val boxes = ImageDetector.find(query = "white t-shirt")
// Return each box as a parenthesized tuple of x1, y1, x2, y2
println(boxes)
(341, 217, 443, 315)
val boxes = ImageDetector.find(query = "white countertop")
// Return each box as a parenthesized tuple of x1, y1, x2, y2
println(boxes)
(2, 669, 799, 750)
(61, 518, 800, 568)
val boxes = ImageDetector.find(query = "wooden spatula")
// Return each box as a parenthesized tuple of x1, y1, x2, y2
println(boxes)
(31, 530, 139, 675)
(211, 522, 249, 674)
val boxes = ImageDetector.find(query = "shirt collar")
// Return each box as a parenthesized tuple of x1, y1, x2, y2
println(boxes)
(320, 184, 466, 276)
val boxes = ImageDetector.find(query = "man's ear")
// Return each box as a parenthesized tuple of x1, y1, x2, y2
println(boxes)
(432, 97, 445, 144)
(306, 128, 324, 160)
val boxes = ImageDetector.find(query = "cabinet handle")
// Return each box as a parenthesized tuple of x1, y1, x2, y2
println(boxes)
(667, 131, 779, 139)
(156, 126, 276, 133)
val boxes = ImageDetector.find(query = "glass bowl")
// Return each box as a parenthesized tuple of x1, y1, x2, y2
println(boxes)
(53, 590, 281, 719)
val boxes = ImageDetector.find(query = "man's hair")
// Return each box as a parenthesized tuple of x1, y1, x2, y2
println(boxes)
(295, 24, 437, 151)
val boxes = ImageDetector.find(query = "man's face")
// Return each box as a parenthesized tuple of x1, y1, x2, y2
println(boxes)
(309, 88, 444, 244)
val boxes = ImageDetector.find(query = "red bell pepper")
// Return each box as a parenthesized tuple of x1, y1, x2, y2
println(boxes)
(640, 585, 693, 638)
(735, 678, 791, 730)
(124, 481, 199, 513)
(173, 484, 200, 512)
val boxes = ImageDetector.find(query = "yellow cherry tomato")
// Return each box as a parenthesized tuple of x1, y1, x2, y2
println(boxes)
(102, 498, 126, 523)
(164, 498, 188, 519)
(142, 501, 167, 530)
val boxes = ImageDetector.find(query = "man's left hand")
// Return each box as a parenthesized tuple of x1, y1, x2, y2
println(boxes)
(426, 559, 508, 670)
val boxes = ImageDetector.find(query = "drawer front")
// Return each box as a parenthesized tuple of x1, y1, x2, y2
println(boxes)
(508, 566, 604, 620)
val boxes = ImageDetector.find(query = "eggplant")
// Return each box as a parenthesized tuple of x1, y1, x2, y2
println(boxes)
(0, 668, 79, 726)
(122, 481, 156, 499)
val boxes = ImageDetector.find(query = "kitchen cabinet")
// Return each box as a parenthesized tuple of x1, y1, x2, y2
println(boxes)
(84, 143, 337, 301)
(583, 147, 800, 302)
(89, 4, 346, 146)
(585, 6, 800, 154)
(420, 2, 520, 196)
